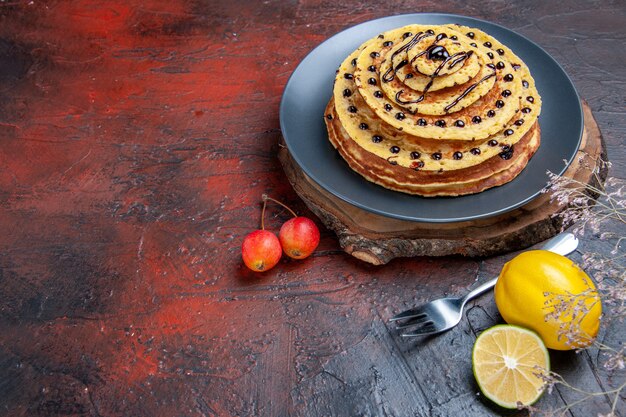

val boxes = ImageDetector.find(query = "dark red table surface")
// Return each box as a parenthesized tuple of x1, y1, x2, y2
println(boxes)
(1, 1, 624, 416)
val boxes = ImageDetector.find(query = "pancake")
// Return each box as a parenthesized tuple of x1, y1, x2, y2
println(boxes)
(325, 24, 542, 197)
(381, 45, 498, 116)
(342, 24, 539, 139)
(333, 60, 540, 171)
(325, 100, 541, 196)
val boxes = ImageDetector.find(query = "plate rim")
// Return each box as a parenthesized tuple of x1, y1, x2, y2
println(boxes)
(279, 12, 583, 223)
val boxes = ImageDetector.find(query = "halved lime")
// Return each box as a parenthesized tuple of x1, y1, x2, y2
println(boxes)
(472, 325, 550, 409)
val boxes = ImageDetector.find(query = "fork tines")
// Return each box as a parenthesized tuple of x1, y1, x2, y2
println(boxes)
(390, 311, 438, 337)
(389, 308, 426, 322)
(400, 322, 437, 337)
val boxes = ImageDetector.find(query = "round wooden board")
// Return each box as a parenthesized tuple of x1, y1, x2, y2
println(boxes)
(279, 101, 606, 264)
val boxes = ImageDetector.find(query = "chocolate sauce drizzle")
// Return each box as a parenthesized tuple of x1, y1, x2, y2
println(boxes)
(381, 31, 433, 83)
(444, 70, 497, 113)
(374, 30, 506, 119)
(447, 51, 473, 69)
(394, 50, 473, 106)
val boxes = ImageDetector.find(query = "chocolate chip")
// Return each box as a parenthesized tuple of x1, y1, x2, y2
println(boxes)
(483, 41, 492, 48)
(496, 61, 505, 70)
(496, 48, 505, 55)
(374, 90, 383, 98)
(470, 147, 481, 155)
(343, 89, 352, 97)
(368, 77, 377, 85)
(487, 110, 495, 117)
(370, 51, 380, 58)
(410, 151, 421, 160)
(384, 104, 392, 111)
(417, 118, 427, 126)
(522, 80, 529, 88)
(472, 116, 482, 124)
(522, 107, 532, 113)
(372, 135, 382, 143)
(495, 100, 504, 108)
(501, 89, 511, 97)
(526, 96, 534, 103)
(466, 32, 475, 39)
(499, 146, 514, 160)
(428, 45, 449, 60)
(504, 74, 514, 82)
(390, 146, 400, 154)
(504, 129, 514, 136)
(368, 65, 376, 72)
(403, 32, 413, 39)
(488, 139, 498, 146)
(454, 120, 465, 127)
(383, 41, 393, 47)
(470, 42, 477, 47)
(351, 58, 357, 66)
(395, 112, 406, 120)
(359, 123, 369, 130)
(405, 73, 414, 79)
(453, 152, 463, 160)
(344, 73, 353, 79)
(450, 35, 458, 40)
(348, 105, 357, 113)
(326, 114, 333, 120)
(514, 119, 524, 126)
(434, 120, 446, 127)
(487, 52, 494, 59)
(431, 152, 442, 160)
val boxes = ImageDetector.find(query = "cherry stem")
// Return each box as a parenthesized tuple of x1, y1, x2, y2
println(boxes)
(261, 198, 267, 230)
(262, 194, 298, 218)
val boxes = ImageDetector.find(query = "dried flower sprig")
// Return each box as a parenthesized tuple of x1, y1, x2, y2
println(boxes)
(527, 371, 626, 417)
(543, 289, 600, 349)
(543, 159, 624, 235)
(529, 160, 626, 415)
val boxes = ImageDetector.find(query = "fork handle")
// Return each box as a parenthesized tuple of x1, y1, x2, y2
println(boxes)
(460, 232, 579, 305)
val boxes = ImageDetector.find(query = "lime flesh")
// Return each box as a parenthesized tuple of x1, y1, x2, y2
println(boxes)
(472, 325, 550, 409)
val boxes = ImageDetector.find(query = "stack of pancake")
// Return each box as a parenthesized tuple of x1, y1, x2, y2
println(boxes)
(324, 24, 542, 197)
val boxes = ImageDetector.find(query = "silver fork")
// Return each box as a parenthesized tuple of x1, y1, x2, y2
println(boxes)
(390, 232, 579, 337)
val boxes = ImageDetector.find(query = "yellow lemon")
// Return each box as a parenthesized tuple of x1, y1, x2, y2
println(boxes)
(494, 250, 601, 350)
(473, 325, 550, 408)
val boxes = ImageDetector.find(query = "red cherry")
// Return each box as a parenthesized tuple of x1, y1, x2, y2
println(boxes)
(279, 217, 320, 259)
(241, 230, 282, 272)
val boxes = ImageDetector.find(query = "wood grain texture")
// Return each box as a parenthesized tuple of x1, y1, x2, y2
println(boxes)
(0, 1, 624, 416)
(279, 102, 606, 264)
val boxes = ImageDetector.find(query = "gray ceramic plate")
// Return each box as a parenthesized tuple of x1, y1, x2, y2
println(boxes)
(280, 13, 582, 223)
